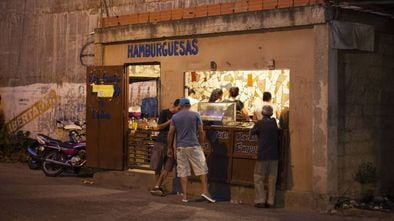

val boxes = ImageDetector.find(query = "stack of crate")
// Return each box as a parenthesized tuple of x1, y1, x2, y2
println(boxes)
(128, 130, 154, 169)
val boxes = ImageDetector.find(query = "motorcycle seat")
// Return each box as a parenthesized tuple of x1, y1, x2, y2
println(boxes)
(60, 141, 77, 149)
(38, 134, 63, 144)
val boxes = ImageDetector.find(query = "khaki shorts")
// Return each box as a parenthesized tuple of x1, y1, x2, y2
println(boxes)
(176, 146, 208, 178)
(150, 142, 174, 174)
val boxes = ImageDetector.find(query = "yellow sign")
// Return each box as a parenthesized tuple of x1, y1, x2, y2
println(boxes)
(5, 90, 58, 134)
(92, 84, 114, 98)
(92, 84, 98, 93)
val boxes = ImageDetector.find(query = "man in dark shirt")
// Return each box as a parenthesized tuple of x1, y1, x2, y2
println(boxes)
(250, 105, 279, 208)
(150, 99, 180, 196)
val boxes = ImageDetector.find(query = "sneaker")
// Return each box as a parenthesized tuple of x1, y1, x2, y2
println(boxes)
(150, 187, 165, 196)
(201, 194, 216, 203)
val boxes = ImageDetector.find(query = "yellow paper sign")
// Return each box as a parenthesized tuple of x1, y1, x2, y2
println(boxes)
(92, 83, 98, 92)
(93, 85, 114, 98)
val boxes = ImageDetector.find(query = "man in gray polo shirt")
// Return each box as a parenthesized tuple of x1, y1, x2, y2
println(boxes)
(167, 97, 215, 203)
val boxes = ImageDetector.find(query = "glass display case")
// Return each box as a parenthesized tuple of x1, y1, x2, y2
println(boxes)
(198, 102, 236, 123)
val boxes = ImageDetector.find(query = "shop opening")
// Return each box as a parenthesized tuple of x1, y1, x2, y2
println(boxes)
(127, 63, 160, 169)
(126, 67, 291, 189)
(184, 69, 290, 189)
(184, 70, 290, 121)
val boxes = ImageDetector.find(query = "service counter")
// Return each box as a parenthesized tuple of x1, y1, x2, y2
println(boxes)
(203, 124, 256, 186)
(203, 124, 289, 189)
(127, 123, 289, 190)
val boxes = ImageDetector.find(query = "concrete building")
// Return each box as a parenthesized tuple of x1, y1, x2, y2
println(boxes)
(0, 0, 393, 209)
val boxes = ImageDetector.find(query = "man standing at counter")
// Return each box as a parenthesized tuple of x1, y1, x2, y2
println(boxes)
(167, 98, 215, 203)
(253, 92, 277, 122)
(251, 105, 279, 208)
(150, 99, 180, 196)
(224, 87, 249, 121)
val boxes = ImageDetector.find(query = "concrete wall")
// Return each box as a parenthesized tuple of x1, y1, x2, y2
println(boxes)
(0, 83, 86, 139)
(337, 32, 394, 197)
(0, 0, 238, 136)
(332, 8, 394, 197)
(0, 0, 236, 86)
(0, 0, 100, 87)
(0, 0, 100, 137)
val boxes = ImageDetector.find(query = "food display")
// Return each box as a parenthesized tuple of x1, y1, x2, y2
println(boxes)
(198, 102, 236, 123)
(223, 121, 254, 128)
(185, 70, 290, 116)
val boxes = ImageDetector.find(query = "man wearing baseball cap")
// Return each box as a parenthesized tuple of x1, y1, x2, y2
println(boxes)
(167, 97, 215, 203)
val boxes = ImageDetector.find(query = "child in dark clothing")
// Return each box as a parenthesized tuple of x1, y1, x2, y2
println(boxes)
(250, 105, 279, 208)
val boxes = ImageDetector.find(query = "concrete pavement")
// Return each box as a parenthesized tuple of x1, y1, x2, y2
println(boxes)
(0, 162, 392, 221)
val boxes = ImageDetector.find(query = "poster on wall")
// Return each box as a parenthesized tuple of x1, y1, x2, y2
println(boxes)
(0, 83, 86, 138)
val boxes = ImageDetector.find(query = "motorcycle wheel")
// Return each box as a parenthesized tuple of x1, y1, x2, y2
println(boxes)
(27, 156, 41, 170)
(73, 167, 81, 174)
(42, 150, 64, 177)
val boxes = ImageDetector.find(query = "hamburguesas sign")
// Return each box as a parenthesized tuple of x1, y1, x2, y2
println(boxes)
(127, 39, 198, 58)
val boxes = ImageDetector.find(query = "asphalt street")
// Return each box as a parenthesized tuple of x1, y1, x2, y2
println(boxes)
(0, 163, 391, 221)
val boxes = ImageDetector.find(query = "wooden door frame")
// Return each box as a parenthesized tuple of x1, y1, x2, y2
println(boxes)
(124, 62, 161, 168)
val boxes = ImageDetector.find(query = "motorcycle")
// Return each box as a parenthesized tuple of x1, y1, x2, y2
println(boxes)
(27, 120, 86, 173)
(26, 140, 45, 170)
(39, 133, 86, 177)
(59, 120, 86, 143)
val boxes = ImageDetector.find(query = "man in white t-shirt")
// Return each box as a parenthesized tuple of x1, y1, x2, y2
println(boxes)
(253, 92, 277, 122)
(186, 88, 200, 112)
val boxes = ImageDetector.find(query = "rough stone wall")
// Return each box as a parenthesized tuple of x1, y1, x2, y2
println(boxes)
(0, 0, 237, 136)
(0, 0, 101, 86)
(0, 0, 102, 138)
(337, 32, 394, 197)
(0, 0, 235, 87)
(312, 23, 333, 202)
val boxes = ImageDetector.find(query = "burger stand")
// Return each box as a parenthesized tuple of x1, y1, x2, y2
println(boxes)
(87, 18, 324, 205)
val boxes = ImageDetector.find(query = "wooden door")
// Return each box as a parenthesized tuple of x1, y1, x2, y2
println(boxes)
(86, 66, 127, 170)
